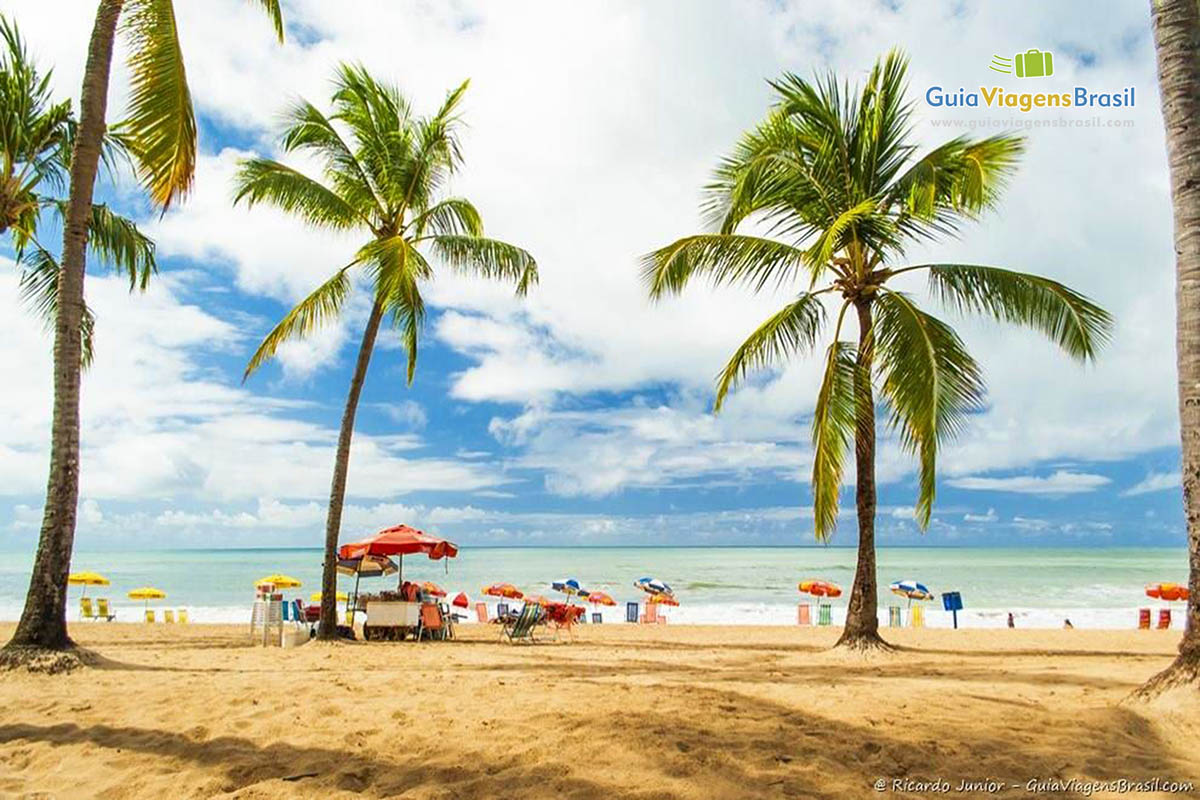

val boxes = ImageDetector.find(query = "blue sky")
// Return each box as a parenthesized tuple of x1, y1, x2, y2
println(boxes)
(0, 0, 1186, 549)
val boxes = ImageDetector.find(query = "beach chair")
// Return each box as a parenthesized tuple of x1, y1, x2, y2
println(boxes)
(501, 603, 543, 644)
(1157, 609, 1172, 630)
(417, 603, 445, 641)
(95, 598, 116, 622)
(910, 605, 925, 628)
(797, 603, 811, 625)
(163, 609, 175, 624)
(591, 613, 602, 624)
(79, 597, 98, 621)
(817, 604, 831, 626)
(144, 609, 155, 624)
(888, 606, 902, 628)
(177, 609, 188, 624)
(475, 602, 488, 623)
(641, 603, 659, 624)
(625, 602, 639, 623)
(497, 602, 510, 620)
(1138, 608, 1151, 629)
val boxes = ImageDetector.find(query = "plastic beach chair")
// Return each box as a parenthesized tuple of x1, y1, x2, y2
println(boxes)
(96, 598, 116, 621)
(888, 606, 902, 628)
(163, 609, 175, 624)
(797, 603, 811, 626)
(910, 605, 925, 628)
(475, 602, 488, 623)
(625, 602, 639, 623)
(817, 604, 831, 626)
(144, 609, 155, 624)
(592, 613, 602, 624)
(1157, 609, 1172, 630)
(497, 602, 510, 620)
(641, 603, 659, 624)
(177, 609, 188, 624)
(417, 603, 444, 640)
(1138, 608, 1150, 629)
(501, 603, 544, 644)
(79, 597, 98, 621)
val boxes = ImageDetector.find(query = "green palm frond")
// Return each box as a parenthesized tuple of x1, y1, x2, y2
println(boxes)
(384, 273, 426, 385)
(642, 234, 809, 300)
(429, 235, 538, 296)
(249, 0, 285, 42)
(873, 290, 985, 527)
(243, 266, 354, 380)
(280, 99, 383, 216)
(811, 337, 858, 541)
(18, 247, 96, 368)
(233, 158, 366, 231)
(923, 263, 1114, 361)
(407, 197, 482, 238)
(85, 203, 156, 289)
(714, 292, 827, 412)
(119, 0, 196, 211)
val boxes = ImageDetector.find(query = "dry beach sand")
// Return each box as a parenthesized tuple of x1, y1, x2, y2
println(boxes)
(0, 622, 1196, 799)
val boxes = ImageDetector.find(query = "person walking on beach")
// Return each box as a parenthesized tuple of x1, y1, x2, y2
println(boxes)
(1007, 613, 1015, 628)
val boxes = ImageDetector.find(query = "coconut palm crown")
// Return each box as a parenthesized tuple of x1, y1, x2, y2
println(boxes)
(234, 65, 537, 639)
(643, 50, 1113, 647)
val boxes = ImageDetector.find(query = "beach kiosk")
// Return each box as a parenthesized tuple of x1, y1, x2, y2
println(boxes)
(337, 525, 458, 641)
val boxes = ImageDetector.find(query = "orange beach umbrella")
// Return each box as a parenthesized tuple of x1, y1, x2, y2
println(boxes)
(422, 581, 447, 597)
(648, 594, 679, 606)
(586, 591, 617, 606)
(798, 579, 843, 598)
(482, 583, 524, 600)
(1146, 583, 1189, 601)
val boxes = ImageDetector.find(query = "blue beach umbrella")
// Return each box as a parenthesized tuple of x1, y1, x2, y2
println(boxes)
(890, 579, 935, 604)
(634, 577, 673, 597)
(552, 578, 590, 602)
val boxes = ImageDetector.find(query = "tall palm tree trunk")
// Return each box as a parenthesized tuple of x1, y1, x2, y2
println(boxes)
(1142, 0, 1200, 692)
(3, 0, 123, 660)
(837, 298, 888, 649)
(317, 300, 385, 640)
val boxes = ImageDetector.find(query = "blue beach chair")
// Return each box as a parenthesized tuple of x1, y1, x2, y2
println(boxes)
(626, 602, 639, 623)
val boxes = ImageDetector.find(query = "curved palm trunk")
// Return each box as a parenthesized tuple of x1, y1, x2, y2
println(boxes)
(1141, 0, 1200, 692)
(317, 300, 385, 640)
(837, 299, 889, 649)
(3, 0, 123, 659)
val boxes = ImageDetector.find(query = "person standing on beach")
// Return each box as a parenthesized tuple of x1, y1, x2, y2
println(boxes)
(1007, 613, 1015, 629)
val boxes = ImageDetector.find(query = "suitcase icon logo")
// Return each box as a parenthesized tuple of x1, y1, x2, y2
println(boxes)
(989, 49, 1054, 79)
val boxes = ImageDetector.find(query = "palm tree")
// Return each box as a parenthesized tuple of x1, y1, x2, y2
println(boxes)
(234, 65, 537, 640)
(1, 15, 155, 369)
(1142, 0, 1200, 693)
(2, 0, 283, 666)
(643, 51, 1112, 649)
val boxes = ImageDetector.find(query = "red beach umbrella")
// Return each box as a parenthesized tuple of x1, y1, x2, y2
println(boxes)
(422, 581, 447, 597)
(482, 583, 524, 600)
(1146, 583, 1189, 601)
(452, 592, 469, 609)
(338, 525, 458, 587)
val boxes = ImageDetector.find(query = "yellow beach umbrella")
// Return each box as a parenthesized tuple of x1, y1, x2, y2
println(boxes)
(255, 574, 302, 589)
(310, 591, 348, 602)
(128, 586, 166, 611)
(68, 572, 110, 597)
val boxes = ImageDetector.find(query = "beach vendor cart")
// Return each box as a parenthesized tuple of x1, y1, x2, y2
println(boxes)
(338, 525, 458, 641)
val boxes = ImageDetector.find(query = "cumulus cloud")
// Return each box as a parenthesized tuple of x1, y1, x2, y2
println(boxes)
(947, 471, 1112, 495)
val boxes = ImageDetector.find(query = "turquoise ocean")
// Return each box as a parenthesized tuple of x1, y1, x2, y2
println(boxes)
(0, 547, 1188, 629)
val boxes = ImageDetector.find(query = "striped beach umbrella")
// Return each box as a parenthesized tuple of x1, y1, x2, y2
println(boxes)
(551, 578, 589, 601)
(890, 579, 934, 602)
(798, 579, 842, 598)
(634, 577, 673, 597)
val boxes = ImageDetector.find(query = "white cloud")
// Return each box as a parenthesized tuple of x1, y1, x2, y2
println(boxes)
(964, 508, 999, 523)
(1122, 471, 1181, 497)
(947, 470, 1112, 495)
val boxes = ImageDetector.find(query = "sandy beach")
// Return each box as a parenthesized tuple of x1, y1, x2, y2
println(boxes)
(0, 623, 1196, 799)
